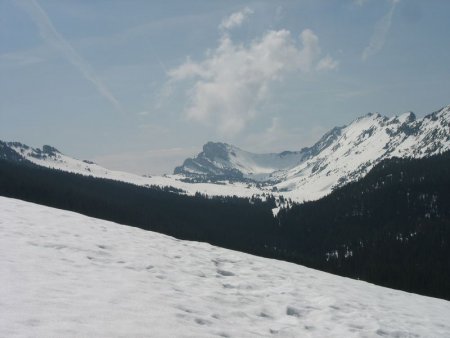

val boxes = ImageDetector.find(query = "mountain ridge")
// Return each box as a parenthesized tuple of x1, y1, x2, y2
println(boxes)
(1, 104, 449, 203)
(174, 105, 450, 200)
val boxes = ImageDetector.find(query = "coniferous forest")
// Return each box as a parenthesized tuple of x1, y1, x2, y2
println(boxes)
(275, 152, 450, 299)
(0, 152, 449, 300)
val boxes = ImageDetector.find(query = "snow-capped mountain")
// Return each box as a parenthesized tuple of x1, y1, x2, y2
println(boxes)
(175, 105, 450, 201)
(1, 196, 449, 337)
(174, 142, 305, 182)
(1, 105, 449, 203)
(0, 140, 270, 200)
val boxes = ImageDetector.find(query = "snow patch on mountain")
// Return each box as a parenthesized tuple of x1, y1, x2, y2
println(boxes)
(1, 196, 449, 337)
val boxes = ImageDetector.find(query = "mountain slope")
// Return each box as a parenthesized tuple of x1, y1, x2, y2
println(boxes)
(1, 196, 449, 337)
(276, 150, 450, 299)
(0, 140, 271, 201)
(276, 106, 450, 201)
(175, 105, 450, 201)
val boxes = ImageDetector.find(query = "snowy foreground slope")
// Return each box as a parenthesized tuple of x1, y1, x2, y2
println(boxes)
(1, 197, 450, 338)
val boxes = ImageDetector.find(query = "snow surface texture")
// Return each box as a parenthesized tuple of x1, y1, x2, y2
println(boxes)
(3, 105, 450, 204)
(1, 196, 450, 337)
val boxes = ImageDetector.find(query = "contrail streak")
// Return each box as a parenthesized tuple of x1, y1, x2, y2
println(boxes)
(362, 0, 400, 61)
(15, 0, 122, 111)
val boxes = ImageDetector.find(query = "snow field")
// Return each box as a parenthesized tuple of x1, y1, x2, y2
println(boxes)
(1, 197, 450, 337)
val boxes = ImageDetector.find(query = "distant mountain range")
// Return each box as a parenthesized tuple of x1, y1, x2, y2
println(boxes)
(1, 104, 449, 203)
(175, 105, 450, 200)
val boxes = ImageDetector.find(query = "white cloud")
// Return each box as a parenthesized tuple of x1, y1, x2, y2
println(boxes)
(219, 7, 253, 31)
(169, 27, 337, 135)
(362, 0, 400, 61)
(15, 0, 121, 112)
(317, 55, 339, 71)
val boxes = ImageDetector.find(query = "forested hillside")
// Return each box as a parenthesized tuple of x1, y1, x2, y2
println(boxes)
(1, 152, 449, 300)
(0, 159, 277, 256)
(276, 151, 450, 299)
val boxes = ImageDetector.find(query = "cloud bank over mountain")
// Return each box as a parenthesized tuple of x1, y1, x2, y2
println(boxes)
(168, 9, 338, 135)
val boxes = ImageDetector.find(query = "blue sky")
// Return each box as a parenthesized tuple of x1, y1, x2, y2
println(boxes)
(1, 0, 449, 174)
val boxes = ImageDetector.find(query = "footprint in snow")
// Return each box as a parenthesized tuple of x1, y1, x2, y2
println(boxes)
(195, 318, 211, 326)
(286, 306, 304, 318)
(217, 269, 235, 277)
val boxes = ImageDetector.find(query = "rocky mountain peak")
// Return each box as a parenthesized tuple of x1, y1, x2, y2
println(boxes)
(201, 142, 232, 161)
(42, 145, 60, 155)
